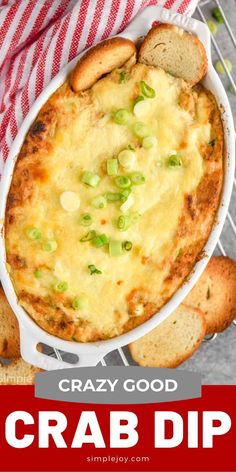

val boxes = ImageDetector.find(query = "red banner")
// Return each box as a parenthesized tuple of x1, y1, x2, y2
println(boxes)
(0, 385, 235, 472)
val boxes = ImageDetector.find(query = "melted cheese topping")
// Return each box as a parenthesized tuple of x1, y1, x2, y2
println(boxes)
(6, 63, 212, 340)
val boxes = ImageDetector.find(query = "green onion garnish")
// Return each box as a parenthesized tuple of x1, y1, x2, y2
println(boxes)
(88, 264, 102, 275)
(26, 227, 41, 240)
(120, 194, 134, 213)
(109, 240, 123, 257)
(118, 149, 136, 169)
(42, 240, 58, 252)
(229, 84, 236, 96)
(212, 7, 224, 23)
(133, 121, 150, 138)
(133, 95, 144, 109)
(106, 192, 121, 203)
(113, 109, 130, 125)
(72, 296, 87, 310)
(72, 297, 82, 310)
(92, 234, 109, 248)
(91, 195, 107, 209)
(107, 158, 118, 176)
(115, 175, 131, 189)
(123, 240, 133, 251)
(130, 172, 145, 185)
(80, 230, 97, 242)
(53, 281, 68, 293)
(81, 171, 101, 187)
(117, 215, 130, 231)
(34, 269, 42, 279)
(140, 81, 156, 98)
(142, 136, 157, 149)
(167, 155, 182, 167)
(120, 188, 132, 203)
(119, 71, 127, 83)
(206, 20, 218, 35)
(79, 213, 93, 226)
(215, 59, 232, 75)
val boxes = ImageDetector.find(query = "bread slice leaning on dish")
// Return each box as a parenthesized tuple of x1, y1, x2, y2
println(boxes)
(70, 24, 207, 91)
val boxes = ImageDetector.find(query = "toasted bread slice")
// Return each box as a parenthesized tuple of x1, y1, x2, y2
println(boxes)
(0, 287, 20, 358)
(139, 24, 207, 85)
(129, 304, 206, 368)
(185, 256, 236, 334)
(70, 37, 136, 92)
(0, 358, 41, 385)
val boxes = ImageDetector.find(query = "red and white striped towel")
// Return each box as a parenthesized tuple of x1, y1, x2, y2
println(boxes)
(0, 0, 199, 174)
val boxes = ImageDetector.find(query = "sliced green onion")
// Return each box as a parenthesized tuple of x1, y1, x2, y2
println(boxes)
(123, 240, 133, 251)
(113, 109, 130, 125)
(106, 192, 121, 203)
(34, 269, 42, 279)
(115, 175, 131, 189)
(42, 240, 58, 252)
(140, 81, 156, 98)
(80, 230, 96, 242)
(107, 158, 118, 176)
(127, 144, 135, 151)
(168, 154, 182, 167)
(215, 59, 232, 75)
(91, 195, 107, 209)
(88, 264, 102, 275)
(142, 136, 157, 149)
(133, 100, 151, 118)
(212, 7, 224, 23)
(133, 121, 150, 138)
(26, 227, 41, 240)
(228, 84, 236, 96)
(206, 19, 218, 35)
(92, 234, 109, 248)
(53, 281, 68, 293)
(109, 240, 123, 257)
(117, 215, 130, 231)
(81, 171, 101, 187)
(119, 71, 127, 83)
(133, 95, 144, 109)
(72, 296, 88, 310)
(130, 171, 145, 185)
(120, 188, 132, 203)
(118, 149, 136, 169)
(60, 191, 80, 212)
(120, 194, 134, 213)
(79, 213, 93, 226)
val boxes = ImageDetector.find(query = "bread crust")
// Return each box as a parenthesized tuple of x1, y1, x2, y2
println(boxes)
(128, 304, 206, 368)
(139, 24, 208, 85)
(185, 256, 236, 334)
(0, 287, 20, 359)
(0, 358, 41, 385)
(70, 37, 136, 92)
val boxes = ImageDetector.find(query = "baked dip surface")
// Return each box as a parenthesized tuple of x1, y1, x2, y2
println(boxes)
(5, 61, 223, 342)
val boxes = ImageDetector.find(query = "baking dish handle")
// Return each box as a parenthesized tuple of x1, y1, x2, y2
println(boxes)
(121, 5, 211, 59)
(19, 325, 107, 370)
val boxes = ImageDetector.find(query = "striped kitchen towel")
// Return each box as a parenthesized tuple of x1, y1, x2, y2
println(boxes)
(0, 0, 199, 172)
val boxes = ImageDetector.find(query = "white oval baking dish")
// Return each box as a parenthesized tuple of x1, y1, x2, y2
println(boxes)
(0, 5, 234, 370)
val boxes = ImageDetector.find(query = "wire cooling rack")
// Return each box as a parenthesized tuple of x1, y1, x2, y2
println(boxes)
(26, 0, 236, 370)
(45, 0, 236, 369)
